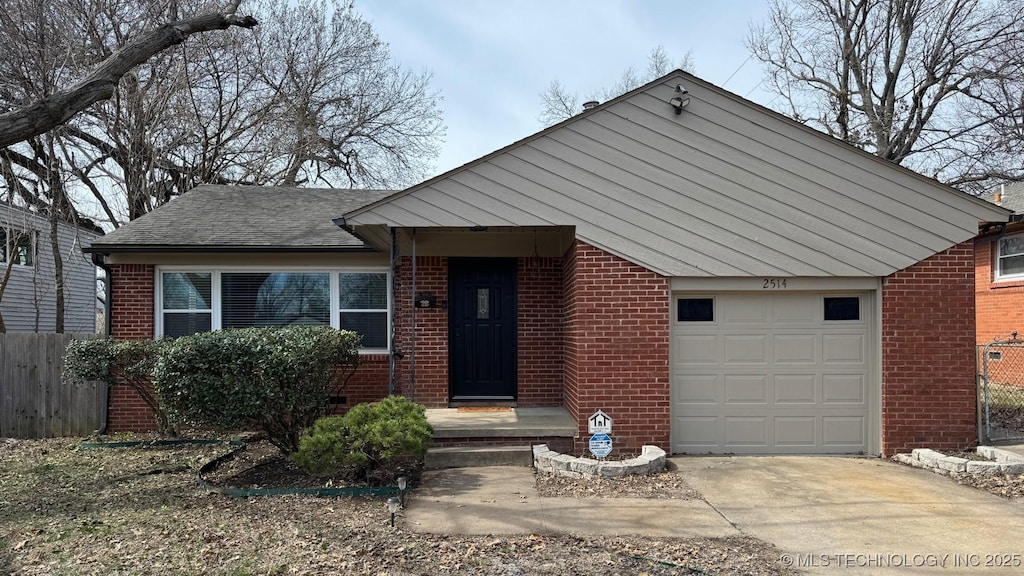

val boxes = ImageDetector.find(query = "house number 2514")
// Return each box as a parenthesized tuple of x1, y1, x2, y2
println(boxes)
(763, 278, 788, 289)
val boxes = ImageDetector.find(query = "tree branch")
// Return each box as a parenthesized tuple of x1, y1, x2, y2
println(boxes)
(0, 3, 257, 148)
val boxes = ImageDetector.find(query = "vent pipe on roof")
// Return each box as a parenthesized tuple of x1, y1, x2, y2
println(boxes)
(582, 100, 599, 111)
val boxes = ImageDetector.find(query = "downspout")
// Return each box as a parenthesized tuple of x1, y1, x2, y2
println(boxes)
(410, 228, 417, 401)
(388, 227, 398, 395)
(91, 252, 112, 435)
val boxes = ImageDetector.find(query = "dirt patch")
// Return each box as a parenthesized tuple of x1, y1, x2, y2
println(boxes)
(0, 437, 796, 575)
(991, 406, 1024, 432)
(951, 472, 1024, 499)
(535, 468, 700, 499)
(944, 449, 991, 461)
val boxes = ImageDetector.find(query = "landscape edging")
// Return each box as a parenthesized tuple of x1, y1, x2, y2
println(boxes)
(532, 443, 666, 478)
(895, 446, 1024, 476)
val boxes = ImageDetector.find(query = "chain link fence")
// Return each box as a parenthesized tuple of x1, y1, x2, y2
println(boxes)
(979, 335, 1024, 443)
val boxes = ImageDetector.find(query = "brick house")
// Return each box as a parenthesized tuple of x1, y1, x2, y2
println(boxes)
(86, 71, 1009, 456)
(976, 182, 1024, 345)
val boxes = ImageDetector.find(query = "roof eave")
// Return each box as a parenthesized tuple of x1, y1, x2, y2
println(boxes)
(84, 244, 379, 254)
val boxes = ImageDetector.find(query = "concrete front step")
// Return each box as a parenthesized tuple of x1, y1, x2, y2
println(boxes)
(425, 445, 533, 469)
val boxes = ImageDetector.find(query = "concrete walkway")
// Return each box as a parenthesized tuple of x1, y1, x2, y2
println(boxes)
(405, 466, 735, 537)
(407, 457, 1024, 574)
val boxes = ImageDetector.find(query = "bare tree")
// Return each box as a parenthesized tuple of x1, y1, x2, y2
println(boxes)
(539, 46, 695, 126)
(0, 0, 258, 148)
(748, 0, 1024, 191)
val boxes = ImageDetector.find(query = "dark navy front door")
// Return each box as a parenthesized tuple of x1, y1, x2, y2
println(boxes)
(448, 258, 517, 401)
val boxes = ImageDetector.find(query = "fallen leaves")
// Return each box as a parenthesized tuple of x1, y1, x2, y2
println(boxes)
(0, 438, 796, 575)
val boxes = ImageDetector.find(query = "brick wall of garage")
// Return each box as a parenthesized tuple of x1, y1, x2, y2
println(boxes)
(976, 225, 1024, 345)
(882, 241, 977, 455)
(563, 240, 671, 454)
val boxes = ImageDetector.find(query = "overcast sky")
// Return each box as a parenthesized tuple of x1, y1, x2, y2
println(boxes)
(359, 0, 775, 178)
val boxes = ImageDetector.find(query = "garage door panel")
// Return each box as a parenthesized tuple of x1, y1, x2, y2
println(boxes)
(725, 417, 768, 446)
(723, 335, 767, 364)
(724, 375, 768, 404)
(722, 297, 769, 323)
(774, 417, 817, 446)
(823, 333, 865, 363)
(675, 374, 719, 403)
(773, 334, 818, 363)
(822, 416, 866, 447)
(675, 334, 718, 363)
(822, 374, 866, 404)
(675, 416, 719, 447)
(672, 291, 875, 454)
(774, 374, 817, 403)
(772, 294, 817, 323)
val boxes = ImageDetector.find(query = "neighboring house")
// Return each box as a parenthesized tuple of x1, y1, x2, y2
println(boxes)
(86, 70, 1009, 456)
(1, 203, 101, 333)
(976, 182, 1024, 345)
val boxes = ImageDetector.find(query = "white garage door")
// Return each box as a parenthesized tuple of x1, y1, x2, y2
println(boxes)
(671, 292, 876, 454)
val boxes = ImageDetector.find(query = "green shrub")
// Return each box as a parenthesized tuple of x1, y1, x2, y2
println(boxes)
(64, 339, 175, 436)
(152, 326, 361, 453)
(293, 396, 432, 483)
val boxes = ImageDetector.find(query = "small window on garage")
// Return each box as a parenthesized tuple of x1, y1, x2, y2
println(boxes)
(678, 298, 714, 322)
(824, 297, 860, 321)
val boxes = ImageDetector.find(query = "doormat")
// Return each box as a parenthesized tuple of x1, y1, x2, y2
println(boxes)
(456, 407, 512, 413)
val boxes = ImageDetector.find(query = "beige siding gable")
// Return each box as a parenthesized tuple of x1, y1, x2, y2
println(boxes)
(346, 71, 1008, 277)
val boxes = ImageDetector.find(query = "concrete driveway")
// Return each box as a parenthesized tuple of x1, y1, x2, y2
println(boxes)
(674, 456, 1024, 574)
(409, 456, 1024, 574)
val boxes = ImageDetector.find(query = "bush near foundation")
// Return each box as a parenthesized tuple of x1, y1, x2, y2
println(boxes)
(293, 396, 432, 484)
(64, 338, 175, 436)
(152, 326, 361, 454)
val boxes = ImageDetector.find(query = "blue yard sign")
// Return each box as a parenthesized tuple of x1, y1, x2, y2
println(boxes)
(589, 433, 613, 458)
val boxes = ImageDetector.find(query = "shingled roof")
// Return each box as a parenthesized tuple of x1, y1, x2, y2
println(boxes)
(981, 182, 1024, 215)
(88, 185, 395, 252)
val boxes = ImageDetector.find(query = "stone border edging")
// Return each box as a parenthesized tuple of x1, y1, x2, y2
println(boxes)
(895, 446, 1024, 476)
(532, 443, 666, 478)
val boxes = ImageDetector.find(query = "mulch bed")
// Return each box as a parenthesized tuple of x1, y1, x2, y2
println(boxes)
(201, 440, 423, 490)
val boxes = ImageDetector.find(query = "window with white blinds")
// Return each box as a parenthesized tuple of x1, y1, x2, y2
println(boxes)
(158, 268, 389, 351)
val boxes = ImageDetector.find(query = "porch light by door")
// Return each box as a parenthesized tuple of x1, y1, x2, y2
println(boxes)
(670, 84, 691, 114)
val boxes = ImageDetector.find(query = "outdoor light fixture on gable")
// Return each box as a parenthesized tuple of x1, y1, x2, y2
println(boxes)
(669, 84, 691, 114)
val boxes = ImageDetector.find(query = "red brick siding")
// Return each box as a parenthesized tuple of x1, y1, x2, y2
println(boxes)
(107, 264, 157, 432)
(393, 256, 449, 406)
(882, 242, 976, 455)
(110, 264, 155, 340)
(517, 257, 563, 406)
(562, 241, 671, 454)
(976, 226, 1024, 344)
(342, 355, 390, 407)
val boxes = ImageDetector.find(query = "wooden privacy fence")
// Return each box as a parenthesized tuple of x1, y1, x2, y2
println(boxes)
(0, 333, 105, 438)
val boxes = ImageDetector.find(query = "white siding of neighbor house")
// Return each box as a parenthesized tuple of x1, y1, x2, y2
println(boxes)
(1, 207, 98, 333)
(346, 72, 1007, 278)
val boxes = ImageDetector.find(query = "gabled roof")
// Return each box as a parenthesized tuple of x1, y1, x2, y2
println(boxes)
(88, 185, 394, 253)
(344, 70, 1009, 277)
(981, 182, 1024, 215)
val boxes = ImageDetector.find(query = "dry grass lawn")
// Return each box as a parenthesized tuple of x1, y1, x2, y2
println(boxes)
(0, 438, 795, 575)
